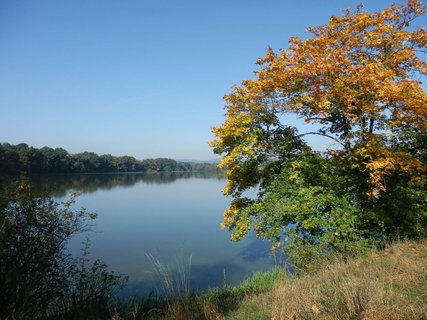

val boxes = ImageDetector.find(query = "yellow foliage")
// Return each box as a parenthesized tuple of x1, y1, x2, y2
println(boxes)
(210, 1, 427, 230)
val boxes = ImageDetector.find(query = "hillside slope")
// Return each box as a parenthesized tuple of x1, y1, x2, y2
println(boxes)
(227, 241, 427, 320)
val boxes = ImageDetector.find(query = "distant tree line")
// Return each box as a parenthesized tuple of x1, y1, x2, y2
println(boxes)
(0, 143, 220, 174)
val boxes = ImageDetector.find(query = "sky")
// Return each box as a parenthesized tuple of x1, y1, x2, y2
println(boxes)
(0, 0, 422, 160)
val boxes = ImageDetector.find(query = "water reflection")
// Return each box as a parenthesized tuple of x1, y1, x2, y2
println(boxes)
(1, 172, 274, 297)
(120, 257, 251, 298)
(1, 171, 224, 197)
(237, 235, 271, 262)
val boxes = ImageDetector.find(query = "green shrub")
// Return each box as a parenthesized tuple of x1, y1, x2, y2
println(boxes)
(0, 180, 125, 320)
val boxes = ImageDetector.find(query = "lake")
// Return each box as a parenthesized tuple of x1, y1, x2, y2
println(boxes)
(22, 172, 277, 297)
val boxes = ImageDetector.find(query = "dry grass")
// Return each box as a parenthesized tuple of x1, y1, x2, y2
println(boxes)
(115, 241, 427, 319)
(145, 253, 192, 299)
(203, 300, 223, 320)
(224, 291, 274, 320)
(270, 241, 427, 320)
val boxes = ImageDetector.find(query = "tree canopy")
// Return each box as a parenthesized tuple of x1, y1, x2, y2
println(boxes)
(210, 1, 426, 266)
(0, 143, 220, 174)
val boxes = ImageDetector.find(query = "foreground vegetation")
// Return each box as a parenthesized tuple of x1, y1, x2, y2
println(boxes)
(113, 241, 427, 319)
(228, 241, 427, 320)
(0, 181, 126, 320)
(2, 179, 425, 320)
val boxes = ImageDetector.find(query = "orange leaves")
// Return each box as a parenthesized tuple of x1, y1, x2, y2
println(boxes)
(351, 137, 426, 197)
(411, 27, 427, 51)
(365, 154, 425, 197)
(366, 156, 400, 196)
(407, 0, 426, 15)
(210, 1, 426, 230)
(383, 80, 427, 131)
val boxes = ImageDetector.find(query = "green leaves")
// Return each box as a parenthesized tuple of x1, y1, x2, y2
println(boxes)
(0, 181, 124, 319)
(211, 1, 426, 270)
(242, 154, 365, 268)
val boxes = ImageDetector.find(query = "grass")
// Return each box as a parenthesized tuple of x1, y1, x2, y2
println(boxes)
(231, 240, 427, 320)
(52, 240, 426, 319)
(113, 268, 284, 319)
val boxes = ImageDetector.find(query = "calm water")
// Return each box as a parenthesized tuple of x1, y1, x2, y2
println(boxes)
(25, 172, 276, 297)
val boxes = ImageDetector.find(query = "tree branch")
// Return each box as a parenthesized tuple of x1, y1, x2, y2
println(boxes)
(369, 118, 375, 134)
(306, 117, 339, 124)
(297, 131, 346, 148)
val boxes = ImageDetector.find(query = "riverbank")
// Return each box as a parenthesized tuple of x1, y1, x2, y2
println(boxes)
(108, 240, 426, 320)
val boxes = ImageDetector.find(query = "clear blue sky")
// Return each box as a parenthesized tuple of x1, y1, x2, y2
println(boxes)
(0, 0, 419, 160)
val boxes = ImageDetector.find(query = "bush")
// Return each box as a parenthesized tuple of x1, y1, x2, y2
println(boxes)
(0, 180, 125, 320)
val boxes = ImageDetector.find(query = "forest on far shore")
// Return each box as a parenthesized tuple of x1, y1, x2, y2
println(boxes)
(0, 142, 220, 174)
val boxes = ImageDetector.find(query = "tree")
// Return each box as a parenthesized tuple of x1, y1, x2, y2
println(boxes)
(0, 143, 21, 173)
(39, 147, 72, 173)
(210, 1, 426, 265)
(0, 142, 201, 174)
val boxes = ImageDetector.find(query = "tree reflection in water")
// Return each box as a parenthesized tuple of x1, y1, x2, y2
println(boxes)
(0, 171, 224, 198)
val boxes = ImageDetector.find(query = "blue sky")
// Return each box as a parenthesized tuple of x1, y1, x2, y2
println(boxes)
(0, 0, 420, 160)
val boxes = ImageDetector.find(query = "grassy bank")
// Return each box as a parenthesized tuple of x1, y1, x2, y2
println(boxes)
(111, 241, 426, 320)
(228, 241, 427, 320)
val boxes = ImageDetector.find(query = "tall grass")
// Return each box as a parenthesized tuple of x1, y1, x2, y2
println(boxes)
(270, 241, 427, 319)
(115, 266, 284, 320)
(145, 253, 192, 299)
(55, 240, 426, 319)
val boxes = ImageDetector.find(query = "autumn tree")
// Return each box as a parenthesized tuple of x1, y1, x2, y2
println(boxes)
(210, 1, 426, 266)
